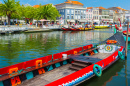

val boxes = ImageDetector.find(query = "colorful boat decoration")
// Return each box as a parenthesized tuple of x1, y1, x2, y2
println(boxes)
(122, 30, 130, 41)
(62, 28, 93, 31)
(0, 32, 125, 86)
(115, 18, 122, 31)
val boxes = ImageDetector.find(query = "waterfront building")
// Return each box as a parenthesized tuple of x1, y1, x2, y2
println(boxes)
(92, 7, 99, 24)
(86, 7, 99, 24)
(125, 10, 130, 22)
(109, 10, 114, 23)
(86, 7, 93, 24)
(55, 0, 86, 25)
(108, 7, 126, 23)
(96, 7, 109, 24)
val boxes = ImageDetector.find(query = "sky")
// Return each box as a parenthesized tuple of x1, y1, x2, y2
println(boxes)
(0, 0, 129, 10)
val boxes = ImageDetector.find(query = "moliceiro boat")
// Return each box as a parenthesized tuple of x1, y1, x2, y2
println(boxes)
(0, 33, 125, 86)
(61, 27, 93, 31)
(94, 25, 110, 29)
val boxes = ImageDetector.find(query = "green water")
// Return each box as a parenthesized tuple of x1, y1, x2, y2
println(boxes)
(0, 27, 129, 86)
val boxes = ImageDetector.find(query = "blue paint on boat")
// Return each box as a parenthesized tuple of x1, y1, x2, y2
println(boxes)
(55, 63, 61, 68)
(94, 50, 98, 54)
(85, 53, 89, 56)
(47, 65, 53, 71)
(26, 72, 34, 80)
(0, 81, 4, 86)
(124, 36, 130, 41)
(80, 54, 84, 56)
(63, 60, 67, 65)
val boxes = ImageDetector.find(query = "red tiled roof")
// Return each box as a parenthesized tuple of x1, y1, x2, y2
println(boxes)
(87, 7, 93, 9)
(55, 1, 83, 6)
(33, 5, 40, 8)
(96, 6, 106, 9)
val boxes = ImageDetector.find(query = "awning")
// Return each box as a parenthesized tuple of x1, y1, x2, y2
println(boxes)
(78, 20, 86, 22)
(67, 20, 75, 22)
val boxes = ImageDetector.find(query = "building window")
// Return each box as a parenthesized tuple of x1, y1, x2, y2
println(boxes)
(95, 16, 96, 19)
(75, 10, 77, 14)
(75, 15, 77, 19)
(67, 10, 70, 14)
(97, 16, 98, 19)
(78, 10, 80, 14)
(71, 15, 74, 19)
(84, 11, 86, 14)
(71, 10, 74, 14)
(62, 15, 64, 18)
(84, 16, 86, 19)
(63, 10, 64, 12)
(81, 10, 83, 14)
(81, 16, 83, 19)
(97, 11, 98, 14)
(78, 15, 80, 19)
(87, 14, 88, 18)
(91, 14, 92, 18)
(67, 15, 69, 19)
(89, 14, 90, 18)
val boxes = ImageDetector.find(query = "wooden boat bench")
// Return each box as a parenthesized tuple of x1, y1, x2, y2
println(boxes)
(68, 55, 102, 64)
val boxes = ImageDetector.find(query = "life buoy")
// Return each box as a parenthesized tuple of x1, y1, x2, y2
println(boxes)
(107, 40, 117, 44)
(93, 64, 102, 77)
(118, 51, 124, 60)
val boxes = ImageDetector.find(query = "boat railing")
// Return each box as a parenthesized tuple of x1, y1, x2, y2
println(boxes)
(0, 44, 96, 81)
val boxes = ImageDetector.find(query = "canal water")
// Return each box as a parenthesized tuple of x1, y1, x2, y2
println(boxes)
(0, 28, 129, 86)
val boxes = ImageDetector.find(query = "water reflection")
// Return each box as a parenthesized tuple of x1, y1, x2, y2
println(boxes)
(0, 29, 113, 68)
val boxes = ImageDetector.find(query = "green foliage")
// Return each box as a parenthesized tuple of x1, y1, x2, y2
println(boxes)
(24, 6, 35, 19)
(0, 1, 60, 24)
(0, 0, 20, 25)
(34, 4, 60, 21)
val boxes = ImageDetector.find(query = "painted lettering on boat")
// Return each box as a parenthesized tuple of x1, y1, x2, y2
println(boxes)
(10, 69, 27, 77)
(58, 71, 94, 86)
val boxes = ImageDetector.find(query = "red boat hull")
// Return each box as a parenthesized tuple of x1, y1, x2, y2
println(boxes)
(62, 28, 71, 31)
(70, 28, 80, 31)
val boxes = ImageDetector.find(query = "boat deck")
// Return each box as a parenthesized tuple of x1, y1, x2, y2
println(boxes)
(18, 53, 112, 86)
(18, 64, 75, 86)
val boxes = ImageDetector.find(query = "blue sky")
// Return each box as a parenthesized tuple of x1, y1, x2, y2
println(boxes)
(0, 0, 129, 10)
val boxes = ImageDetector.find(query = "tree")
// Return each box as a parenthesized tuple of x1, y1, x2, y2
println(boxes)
(0, 0, 20, 25)
(24, 6, 35, 23)
(34, 4, 60, 21)
(43, 4, 60, 21)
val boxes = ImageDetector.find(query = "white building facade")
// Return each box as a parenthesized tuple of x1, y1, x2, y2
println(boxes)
(55, 0, 86, 25)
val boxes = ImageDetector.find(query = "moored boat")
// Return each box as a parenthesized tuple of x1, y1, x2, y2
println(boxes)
(94, 25, 109, 29)
(62, 27, 71, 31)
(69, 28, 80, 31)
(0, 32, 125, 86)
